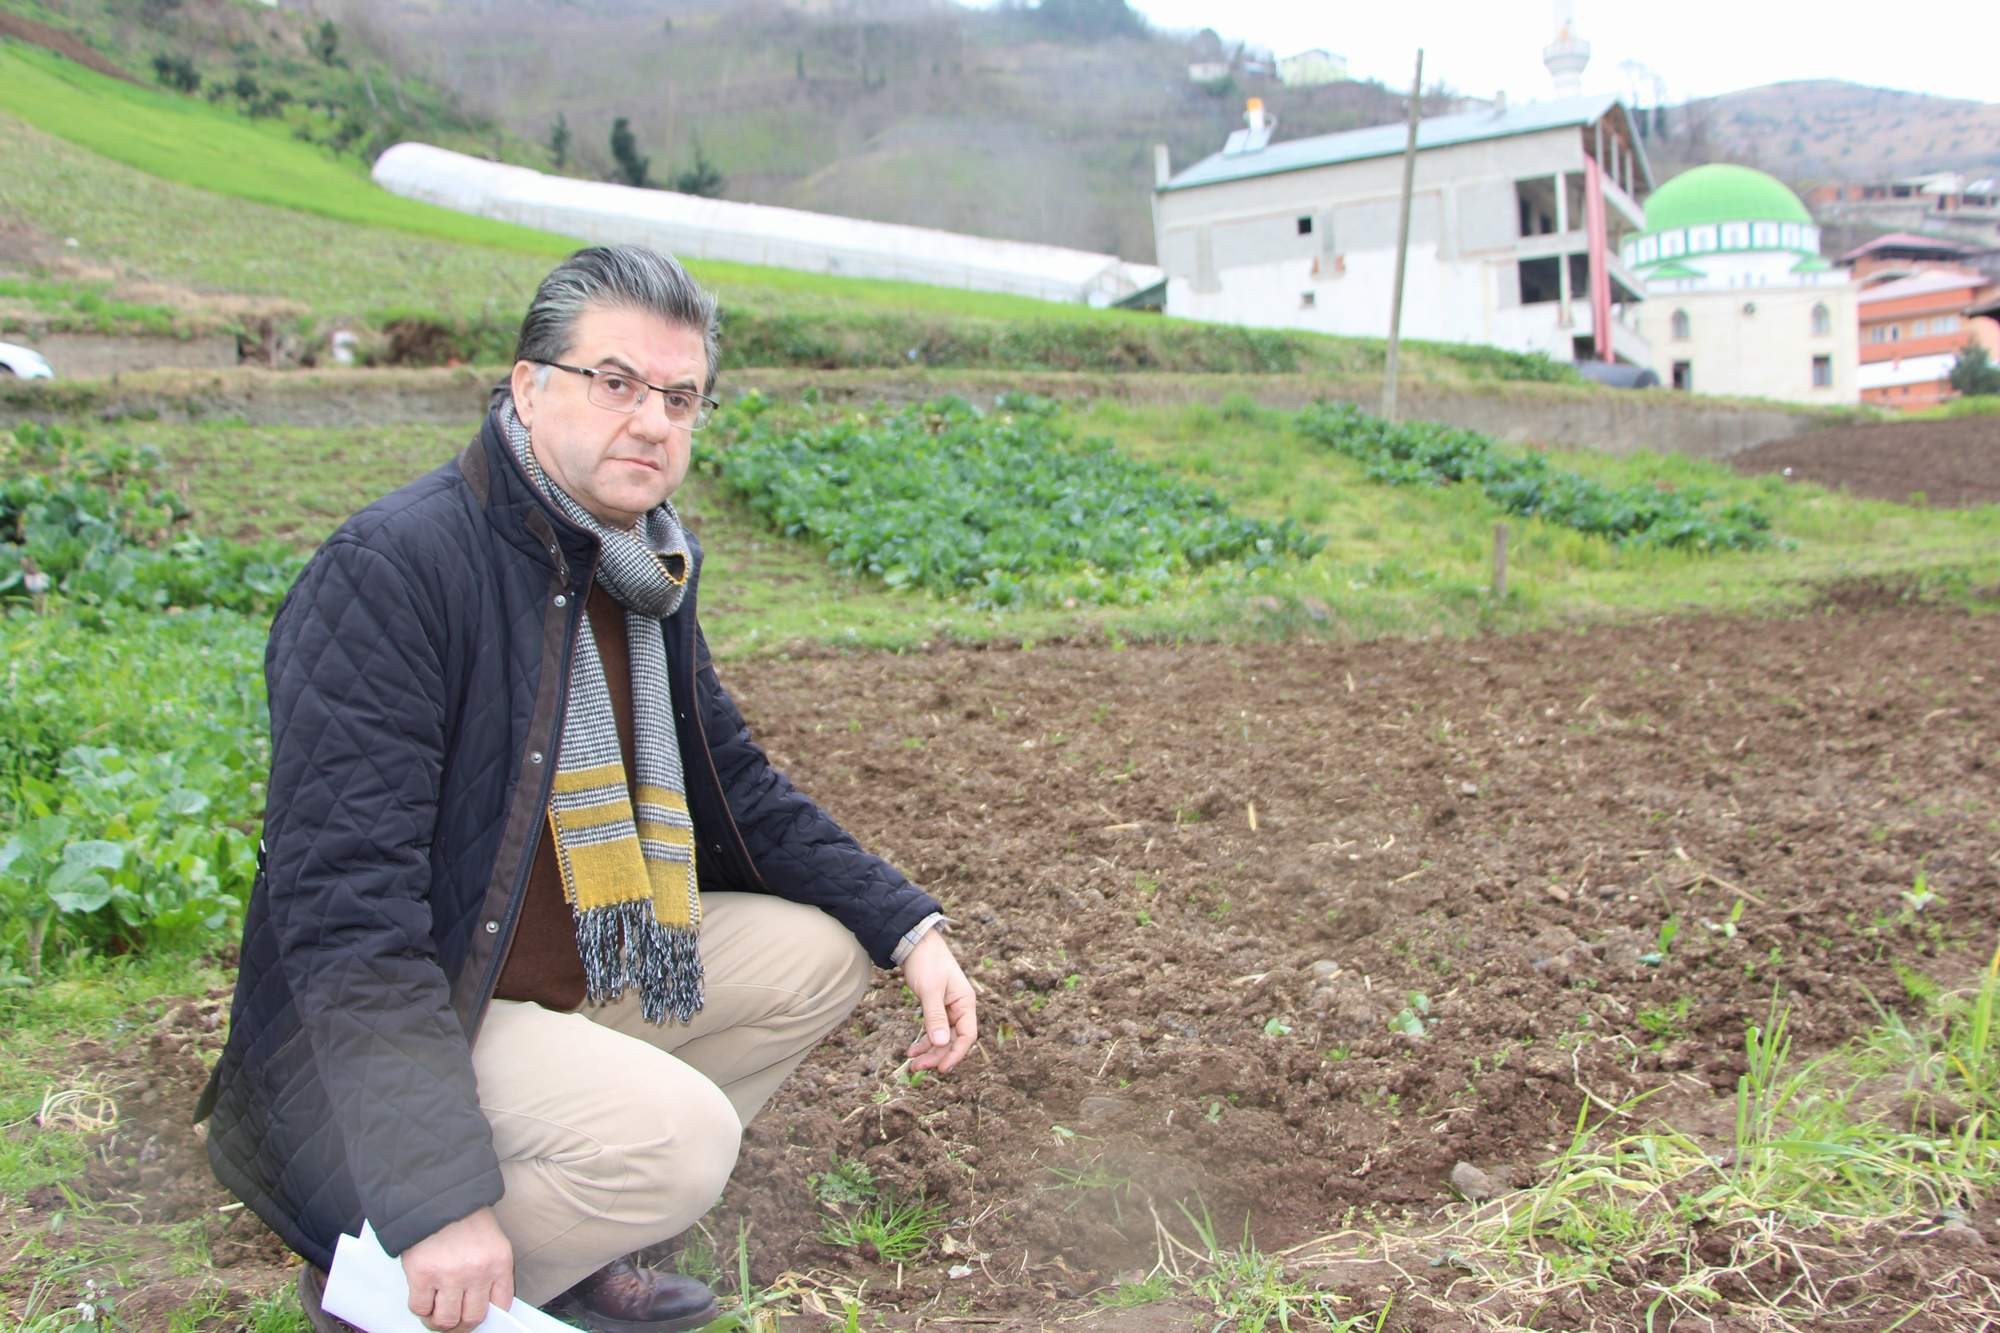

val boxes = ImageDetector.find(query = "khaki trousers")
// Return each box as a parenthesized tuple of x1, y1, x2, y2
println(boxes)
(471, 892, 872, 1302)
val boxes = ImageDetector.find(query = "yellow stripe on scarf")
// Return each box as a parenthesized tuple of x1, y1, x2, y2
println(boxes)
(548, 770, 699, 927)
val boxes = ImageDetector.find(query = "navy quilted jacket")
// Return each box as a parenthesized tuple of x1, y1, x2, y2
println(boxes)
(196, 407, 940, 1267)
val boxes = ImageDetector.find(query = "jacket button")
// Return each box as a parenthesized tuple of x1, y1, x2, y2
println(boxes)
(529, 751, 544, 765)
(554, 594, 568, 608)
(485, 920, 499, 934)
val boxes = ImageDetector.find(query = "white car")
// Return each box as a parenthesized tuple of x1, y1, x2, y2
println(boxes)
(0, 342, 54, 379)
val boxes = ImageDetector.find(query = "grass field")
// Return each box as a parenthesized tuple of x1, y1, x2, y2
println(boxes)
(79, 398, 2000, 659)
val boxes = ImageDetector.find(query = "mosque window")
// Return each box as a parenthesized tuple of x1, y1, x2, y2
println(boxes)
(1781, 223, 1802, 249)
(1660, 230, 1685, 258)
(1752, 222, 1779, 247)
(1689, 225, 1718, 252)
(1721, 223, 1750, 249)
(1812, 355, 1832, 387)
(1811, 304, 1831, 337)
(1671, 309, 1690, 340)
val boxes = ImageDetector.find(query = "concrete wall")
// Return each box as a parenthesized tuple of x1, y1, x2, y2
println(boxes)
(31, 333, 240, 378)
(1155, 125, 1651, 362)
(0, 367, 1829, 462)
(1637, 284, 1860, 405)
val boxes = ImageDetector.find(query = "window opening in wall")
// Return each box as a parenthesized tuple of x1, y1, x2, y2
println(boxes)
(1300, 290, 1316, 309)
(1518, 257, 1561, 304)
(1514, 178, 1559, 237)
(1297, 216, 1313, 235)
(1671, 360, 1693, 392)
(1812, 355, 1832, 387)
(1811, 303, 1831, 336)
(1671, 309, 1690, 340)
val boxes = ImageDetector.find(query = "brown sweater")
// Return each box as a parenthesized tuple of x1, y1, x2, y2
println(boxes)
(492, 582, 642, 1011)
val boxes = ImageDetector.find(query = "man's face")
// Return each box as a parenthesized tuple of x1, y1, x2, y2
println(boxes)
(509, 303, 709, 530)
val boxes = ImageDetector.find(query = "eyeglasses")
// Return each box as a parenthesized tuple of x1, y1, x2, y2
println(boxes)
(539, 361, 718, 430)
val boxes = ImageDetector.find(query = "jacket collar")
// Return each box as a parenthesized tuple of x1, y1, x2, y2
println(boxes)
(457, 400, 706, 595)
(460, 401, 602, 581)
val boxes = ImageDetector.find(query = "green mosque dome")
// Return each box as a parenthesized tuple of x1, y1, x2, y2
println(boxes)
(1645, 164, 1812, 232)
(1625, 164, 1822, 272)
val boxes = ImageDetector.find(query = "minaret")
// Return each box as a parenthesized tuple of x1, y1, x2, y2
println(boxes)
(1543, 0, 1590, 95)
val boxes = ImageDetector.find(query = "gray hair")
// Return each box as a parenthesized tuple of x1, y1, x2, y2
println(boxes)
(513, 245, 721, 393)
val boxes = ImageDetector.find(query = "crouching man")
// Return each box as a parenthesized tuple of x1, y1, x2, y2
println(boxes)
(196, 245, 976, 1332)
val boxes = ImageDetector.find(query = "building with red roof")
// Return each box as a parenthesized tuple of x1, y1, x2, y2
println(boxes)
(1856, 267, 2000, 409)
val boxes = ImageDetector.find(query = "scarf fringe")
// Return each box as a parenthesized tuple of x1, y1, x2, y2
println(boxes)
(577, 899, 707, 1024)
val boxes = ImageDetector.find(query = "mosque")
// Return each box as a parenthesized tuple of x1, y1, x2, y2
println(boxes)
(1624, 165, 1860, 404)
(1152, 1, 1862, 403)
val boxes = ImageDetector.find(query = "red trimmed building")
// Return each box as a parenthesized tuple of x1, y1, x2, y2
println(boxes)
(1856, 267, 2000, 410)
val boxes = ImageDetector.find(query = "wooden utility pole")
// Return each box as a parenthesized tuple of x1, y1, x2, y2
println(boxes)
(1381, 48, 1424, 423)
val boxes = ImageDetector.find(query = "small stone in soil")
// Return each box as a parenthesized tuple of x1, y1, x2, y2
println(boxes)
(1449, 1161, 1496, 1201)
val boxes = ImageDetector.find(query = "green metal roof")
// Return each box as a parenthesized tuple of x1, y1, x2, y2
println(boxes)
(1642, 164, 1810, 232)
(1648, 259, 1706, 279)
(1160, 93, 1647, 193)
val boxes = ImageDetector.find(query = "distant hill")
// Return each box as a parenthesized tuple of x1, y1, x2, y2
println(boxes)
(1648, 80, 2000, 185)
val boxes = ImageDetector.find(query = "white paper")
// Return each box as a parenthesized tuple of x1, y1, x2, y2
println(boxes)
(322, 1221, 578, 1333)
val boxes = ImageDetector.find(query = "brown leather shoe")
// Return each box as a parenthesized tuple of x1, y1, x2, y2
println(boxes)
(549, 1255, 720, 1332)
(296, 1264, 365, 1333)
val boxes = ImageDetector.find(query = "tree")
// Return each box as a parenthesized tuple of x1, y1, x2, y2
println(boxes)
(608, 116, 652, 188)
(548, 112, 571, 170)
(151, 52, 200, 93)
(312, 20, 343, 67)
(670, 135, 724, 197)
(1948, 342, 2000, 398)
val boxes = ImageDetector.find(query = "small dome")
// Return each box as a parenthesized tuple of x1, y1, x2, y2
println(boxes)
(1626, 163, 1823, 272)
(1644, 164, 1812, 232)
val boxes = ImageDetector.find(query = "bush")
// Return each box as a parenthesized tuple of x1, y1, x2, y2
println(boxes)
(1948, 343, 2000, 398)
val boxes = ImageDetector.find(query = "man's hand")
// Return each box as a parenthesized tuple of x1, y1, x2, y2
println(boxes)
(401, 1206, 514, 1332)
(901, 929, 977, 1074)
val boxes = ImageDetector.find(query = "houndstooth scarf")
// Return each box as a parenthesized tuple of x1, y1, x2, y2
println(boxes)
(502, 399, 703, 1023)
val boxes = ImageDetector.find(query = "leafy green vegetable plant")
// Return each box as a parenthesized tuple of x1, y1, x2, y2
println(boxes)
(1295, 403, 1774, 552)
(702, 394, 1324, 608)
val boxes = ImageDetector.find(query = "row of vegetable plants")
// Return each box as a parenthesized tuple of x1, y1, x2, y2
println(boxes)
(1294, 403, 1776, 551)
(699, 392, 1327, 608)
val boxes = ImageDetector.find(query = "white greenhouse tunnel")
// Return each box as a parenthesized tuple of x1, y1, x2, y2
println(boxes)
(372, 143, 1164, 307)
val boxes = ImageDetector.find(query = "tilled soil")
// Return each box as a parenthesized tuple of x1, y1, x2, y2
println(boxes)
(1730, 415, 2000, 507)
(24, 602, 2000, 1330)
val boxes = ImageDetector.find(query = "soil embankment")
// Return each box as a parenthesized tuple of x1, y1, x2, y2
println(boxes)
(1731, 414, 2000, 507)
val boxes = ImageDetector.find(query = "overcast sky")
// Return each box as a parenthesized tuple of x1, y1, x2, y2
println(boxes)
(1108, 0, 1989, 106)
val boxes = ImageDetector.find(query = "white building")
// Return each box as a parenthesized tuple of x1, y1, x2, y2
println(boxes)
(372, 143, 1163, 307)
(1151, 93, 1654, 366)
(1277, 49, 1348, 88)
(1626, 165, 1859, 404)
